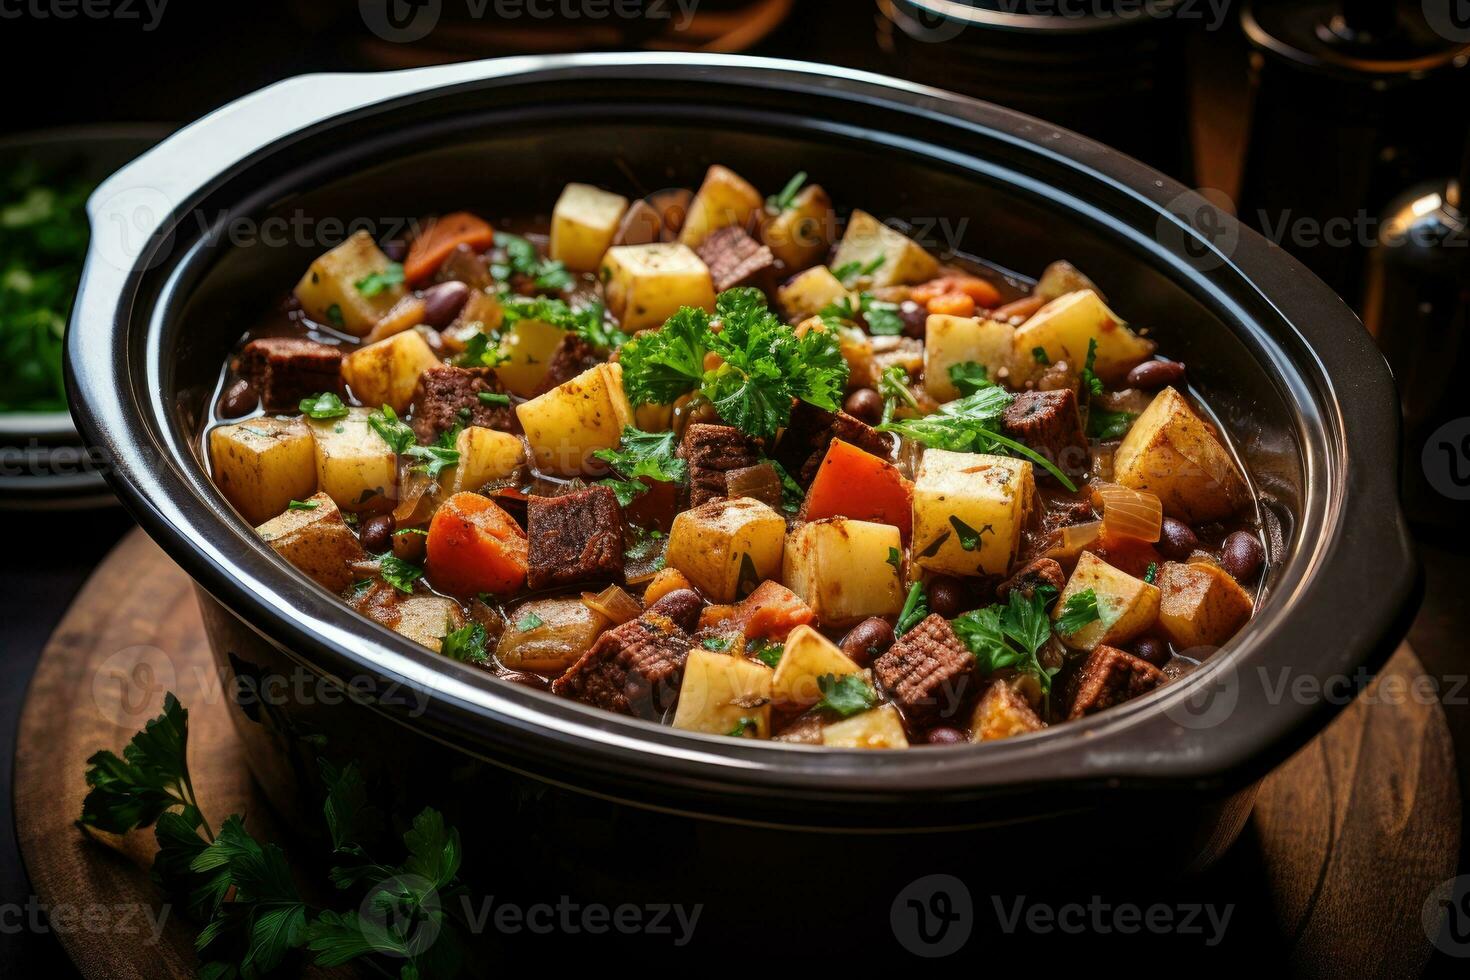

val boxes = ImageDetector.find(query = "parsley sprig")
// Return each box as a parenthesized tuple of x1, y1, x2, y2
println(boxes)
(953, 585, 1062, 696)
(618, 288, 848, 439)
(814, 673, 878, 718)
(593, 426, 689, 506)
(80, 695, 479, 979)
(895, 581, 929, 637)
(765, 171, 808, 213)
(492, 231, 572, 292)
(819, 292, 903, 337)
(354, 262, 404, 297)
(1053, 587, 1101, 636)
(877, 383, 1078, 491)
(499, 293, 627, 351)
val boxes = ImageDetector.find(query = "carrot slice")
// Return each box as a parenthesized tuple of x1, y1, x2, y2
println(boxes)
(913, 275, 1001, 310)
(404, 212, 496, 285)
(699, 581, 814, 641)
(802, 438, 913, 540)
(926, 292, 976, 317)
(425, 492, 528, 597)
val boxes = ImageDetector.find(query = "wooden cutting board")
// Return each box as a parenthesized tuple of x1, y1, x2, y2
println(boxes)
(12, 530, 1461, 977)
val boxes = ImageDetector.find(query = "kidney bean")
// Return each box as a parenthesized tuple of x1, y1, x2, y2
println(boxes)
(1133, 635, 1170, 668)
(421, 280, 471, 328)
(843, 387, 884, 425)
(1126, 359, 1187, 390)
(1157, 518, 1199, 561)
(1220, 531, 1265, 584)
(839, 617, 895, 666)
(217, 379, 258, 418)
(900, 299, 928, 338)
(924, 726, 967, 746)
(926, 575, 969, 619)
(359, 514, 395, 554)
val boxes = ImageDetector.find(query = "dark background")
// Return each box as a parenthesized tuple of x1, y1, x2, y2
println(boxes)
(2, 0, 1467, 975)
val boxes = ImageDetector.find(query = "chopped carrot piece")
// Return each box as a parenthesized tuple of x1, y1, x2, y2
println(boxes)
(802, 438, 913, 540)
(699, 580, 813, 641)
(913, 274, 1002, 309)
(404, 212, 496, 285)
(926, 292, 976, 317)
(425, 492, 528, 597)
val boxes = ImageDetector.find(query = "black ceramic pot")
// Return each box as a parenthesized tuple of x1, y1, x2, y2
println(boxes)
(66, 54, 1416, 944)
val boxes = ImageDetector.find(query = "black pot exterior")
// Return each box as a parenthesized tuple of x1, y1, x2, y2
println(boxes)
(67, 56, 1416, 850)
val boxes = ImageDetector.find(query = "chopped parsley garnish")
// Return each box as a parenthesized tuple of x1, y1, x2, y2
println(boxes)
(1144, 562, 1159, 585)
(366, 404, 415, 454)
(404, 443, 459, 479)
(702, 636, 731, 652)
(815, 673, 878, 718)
(440, 621, 489, 665)
(1053, 587, 1101, 637)
(878, 364, 919, 424)
(949, 516, 990, 552)
(886, 547, 903, 575)
(953, 585, 1061, 696)
(491, 231, 573, 292)
(819, 292, 902, 337)
(832, 256, 885, 287)
(353, 262, 404, 296)
(299, 391, 349, 420)
(727, 717, 760, 738)
(454, 331, 510, 368)
(1031, 346, 1050, 366)
(895, 581, 929, 637)
(948, 361, 991, 396)
(877, 386, 1078, 491)
(618, 288, 847, 440)
(478, 391, 511, 407)
(751, 639, 783, 668)
(767, 457, 805, 515)
(1087, 407, 1136, 440)
(288, 499, 319, 511)
(498, 293, 628, 351)
(1081, 337, 1104, 397)
(766, 171, 808, 213)
(516, 611, 545, 632)
(325, 303, 344, 327)
(594, 426, 687, 505)
(378, 554, 423, 594)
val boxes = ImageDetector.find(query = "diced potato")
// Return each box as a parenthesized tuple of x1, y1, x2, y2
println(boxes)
(782, 518, 904, 627)
(442, 291, 504, 351)
(516, 363, 635, 476)
(550, 183, 630, 273)
(761, 183, 834, 269)
(829, 209, 939, 288)
(601, 243, 716, 332)
(496, 596, 609, 673)
(820, 703, 910, 750)
(492, 318, 565, 397)
(777, 266, 848, 322)
(772, 624, 861, 707)
(307, 407, 397, 513)
(911, 450, 1035, 577)
(363, 295, 426, 344)
(923, 315, 1015, 401)
(341, 329, 441, 414)
(1034, 260, 1104, 304)
(969, 680, 1045, 742)
(1053, 551, 1161, 651)
(394, 595, 467, 654)
(210, 416, 317, 525)
(255, 492, 365, 592)
(293, 230, 405, 335)
(1112, 386, 1250, 523)
(678, 165, 763, 249)
(1011, 289, 1154, 385)
(435, 426, 525, 499)
(665, 497, 786, 603)
(671, 648, 774, 738)
(1156, 560, 1253, 650)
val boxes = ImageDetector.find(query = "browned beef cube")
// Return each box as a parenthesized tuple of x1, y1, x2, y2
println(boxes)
(773, 401, 894, 485)
(643, 588, 703, 633)
(997, 557, 1065, 601)
(526, 486, 625, 590)
(1002, 389, 1088, 483)
(537, 334, 603, 394)
(550, 596, 696, 718)
(236, 337, 342, 412)
(680, 423, 762, 507)
(1064, 644, 1165, 720)
(873, 614, 977, 727)
(409, 365, 515, 444)
(696, 226, 775, 293)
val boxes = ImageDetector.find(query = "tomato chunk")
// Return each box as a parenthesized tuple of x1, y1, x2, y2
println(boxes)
(802, 439, 913, 541)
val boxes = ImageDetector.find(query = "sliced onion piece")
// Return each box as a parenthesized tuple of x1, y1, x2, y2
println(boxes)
(1043, 519, 1103, 563)
(581, 585, 642, 625)
(1094, 482, 1162, 542)
(392, 470, 437, 524)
